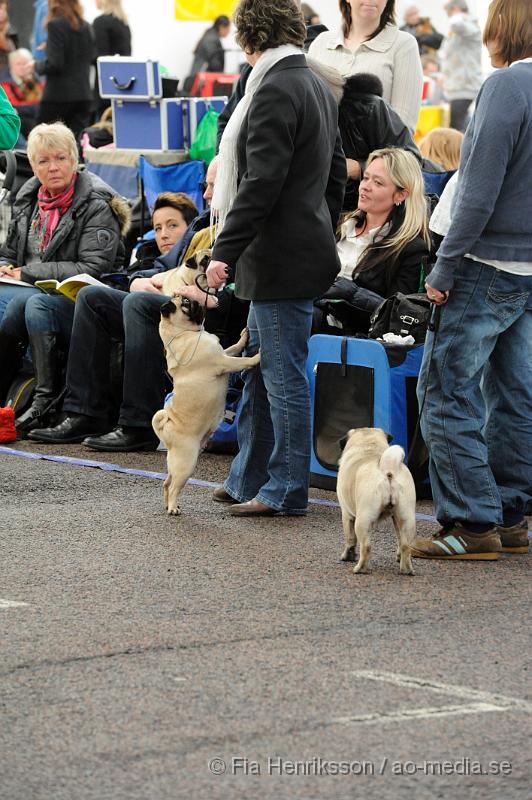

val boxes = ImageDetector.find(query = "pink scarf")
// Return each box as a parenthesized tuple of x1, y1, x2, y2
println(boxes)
(33, 173, 77, 253)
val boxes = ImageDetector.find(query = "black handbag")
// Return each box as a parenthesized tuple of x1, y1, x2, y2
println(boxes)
(368, 292, 432, 343)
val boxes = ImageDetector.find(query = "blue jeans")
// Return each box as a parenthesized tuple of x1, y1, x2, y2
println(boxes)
(0, 286, 41, 336)
(418, 258, 532, 526)
(224, 299, 314, 513)
(24, 293, 76, 339)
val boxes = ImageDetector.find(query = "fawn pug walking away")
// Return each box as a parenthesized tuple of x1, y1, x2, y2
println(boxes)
(337, 428, 417, 575)
(153, 291, 260, 515)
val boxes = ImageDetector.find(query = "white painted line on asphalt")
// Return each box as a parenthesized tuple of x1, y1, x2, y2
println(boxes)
(0, 599, 29, 608)
(334, 702, 503, 726)
(351, 670, 532, 710)
(331, 670, 532, 727)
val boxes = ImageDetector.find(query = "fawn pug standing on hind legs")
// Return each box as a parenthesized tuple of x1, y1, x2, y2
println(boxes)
(337, 428, 417, 575)
(153, 295, 260, 515)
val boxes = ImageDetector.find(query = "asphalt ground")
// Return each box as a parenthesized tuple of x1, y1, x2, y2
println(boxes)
(0, 440, 530, 800)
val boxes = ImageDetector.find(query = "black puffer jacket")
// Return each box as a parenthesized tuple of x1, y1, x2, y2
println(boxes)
(0, 169, 131, 284)
(316, 235, 429, 334)
(339, 73, 421, 210)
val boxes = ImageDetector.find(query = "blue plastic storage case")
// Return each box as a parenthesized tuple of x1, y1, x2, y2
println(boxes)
(187, 97, 228, 143)
(98, 56, 162, 100)
(306, 336, 425, 490)
(112, 98, 188, 151)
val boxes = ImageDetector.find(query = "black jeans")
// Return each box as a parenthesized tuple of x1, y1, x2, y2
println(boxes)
(450, 98, 472, 133)
(62, 286, 169, 428)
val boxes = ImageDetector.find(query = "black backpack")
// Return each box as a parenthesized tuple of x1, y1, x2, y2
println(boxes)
(368, 292, 432, 343)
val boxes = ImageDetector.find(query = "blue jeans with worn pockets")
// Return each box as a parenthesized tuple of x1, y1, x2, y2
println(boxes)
(418, 257, 532, 526)
(224, 299, 314, 513)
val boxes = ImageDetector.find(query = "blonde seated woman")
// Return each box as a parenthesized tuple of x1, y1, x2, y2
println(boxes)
(315, 147, 430, 334)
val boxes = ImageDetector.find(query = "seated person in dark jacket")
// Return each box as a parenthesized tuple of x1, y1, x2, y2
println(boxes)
(337, 72, 422, 211)
(21, 190, 198, 442)
(315, 147, 430, 335)
(0, 121, 130, 423)
(29, 174, 249, 452)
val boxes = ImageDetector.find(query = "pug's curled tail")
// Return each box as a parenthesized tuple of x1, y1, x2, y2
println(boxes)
(379, 445, 405, 507)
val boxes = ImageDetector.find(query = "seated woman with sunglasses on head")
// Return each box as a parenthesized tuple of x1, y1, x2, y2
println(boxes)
(315, 147, 431, 335)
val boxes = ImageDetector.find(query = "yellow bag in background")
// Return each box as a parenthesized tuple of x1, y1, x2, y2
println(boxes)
(175, 0, 237, 20)
(415, 106, 447, 143)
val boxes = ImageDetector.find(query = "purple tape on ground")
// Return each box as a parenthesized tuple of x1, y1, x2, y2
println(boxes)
(0, 446, 168, 480)
(2, 446, 531, 536)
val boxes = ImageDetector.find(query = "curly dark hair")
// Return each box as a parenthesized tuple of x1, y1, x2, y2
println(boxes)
(339, 0, 396, 40)
(234, 0, 306, 54)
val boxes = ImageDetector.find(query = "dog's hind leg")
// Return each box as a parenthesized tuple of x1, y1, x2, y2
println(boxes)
(393, 517, 415, 575)
(353, 515, 372, 574)
(340, 510, 357, 562)
(165, 438, 201, 516)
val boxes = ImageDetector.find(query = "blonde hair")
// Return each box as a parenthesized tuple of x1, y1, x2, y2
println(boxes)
(98, 0, 129, 25)
(418, 127, 463, 171)
(27, 122, 79, 170)
(483, 0, 532, 65)
(347, 147, 430, 273)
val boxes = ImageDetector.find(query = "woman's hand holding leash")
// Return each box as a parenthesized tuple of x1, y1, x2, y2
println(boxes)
(206, 260, 230, 289)
(173, 283, 219, 310)
(425, 281, 449, 305)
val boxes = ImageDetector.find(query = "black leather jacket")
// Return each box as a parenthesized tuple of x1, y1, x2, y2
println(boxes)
(339, 73, 421, 210)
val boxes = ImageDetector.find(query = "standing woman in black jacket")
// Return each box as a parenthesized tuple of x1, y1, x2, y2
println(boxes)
(206, 0, 346, 517)
(0, 1, 17, 81)
(93, 0, 131, 116)
(37, 0, 95, 140)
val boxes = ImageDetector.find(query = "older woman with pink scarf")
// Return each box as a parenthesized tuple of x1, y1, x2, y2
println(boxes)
(0, 121, 130, 431)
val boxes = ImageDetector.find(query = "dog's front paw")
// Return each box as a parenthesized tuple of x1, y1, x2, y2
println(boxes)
(340, 545, 357, 562)
(239, 327, 249, 343)
(353, 561, 369, 574)
(167, 506, 180, 516)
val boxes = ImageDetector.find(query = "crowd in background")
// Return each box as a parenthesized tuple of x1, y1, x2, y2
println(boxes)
(0, 0, 486, 153)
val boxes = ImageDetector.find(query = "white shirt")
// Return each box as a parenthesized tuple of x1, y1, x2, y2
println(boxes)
(337, 218, 388, 279)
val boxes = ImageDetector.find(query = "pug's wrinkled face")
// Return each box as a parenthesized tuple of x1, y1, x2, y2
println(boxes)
(185, 250, 211, 273)
(160, 297, 205, 330)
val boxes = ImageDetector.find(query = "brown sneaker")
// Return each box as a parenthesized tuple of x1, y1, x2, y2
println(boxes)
(410, 524, 502, 561)
(496, 520, 529, 554)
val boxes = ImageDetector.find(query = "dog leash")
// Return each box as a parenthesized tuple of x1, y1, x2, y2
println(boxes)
(163, 327, 204, 369)
(194, 273, 219, 309)
(406, 304, 442, 465)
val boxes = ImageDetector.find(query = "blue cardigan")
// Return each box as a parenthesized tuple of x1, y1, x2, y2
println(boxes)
(429, 62, 532, 291)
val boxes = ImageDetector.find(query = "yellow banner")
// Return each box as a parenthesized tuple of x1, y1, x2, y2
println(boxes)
(175, 0, 237, 21)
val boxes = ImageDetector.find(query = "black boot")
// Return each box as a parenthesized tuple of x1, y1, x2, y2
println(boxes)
(0, 330, 24, 405)
(16, 332, 64, 434)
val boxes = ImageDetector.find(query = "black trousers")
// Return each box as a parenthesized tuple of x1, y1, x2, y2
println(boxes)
(62, 286, 169, 428)
(450, 98, 473, 133)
